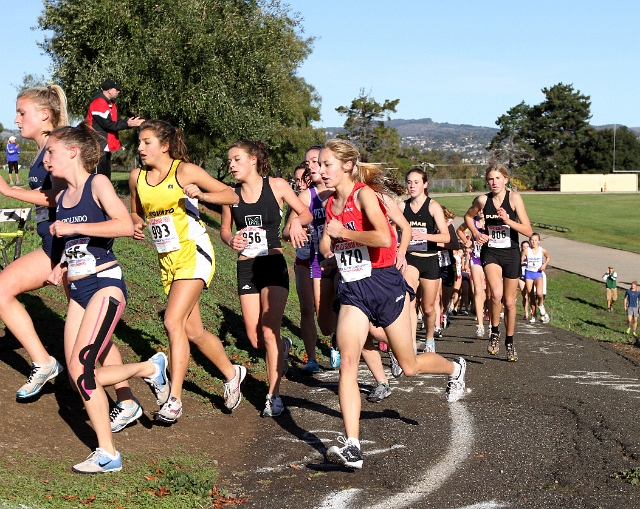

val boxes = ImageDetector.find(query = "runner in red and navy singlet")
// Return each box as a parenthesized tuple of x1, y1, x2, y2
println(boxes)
(319, 139, 466, 471)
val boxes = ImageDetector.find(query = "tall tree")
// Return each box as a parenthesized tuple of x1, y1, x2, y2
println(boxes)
(37, 0, 323, 178)
(577, 126, 640, 174)
(487, 83, 592, 188)
(336, 89, 400, 162)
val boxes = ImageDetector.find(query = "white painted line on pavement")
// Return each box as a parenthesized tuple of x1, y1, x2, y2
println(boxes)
(550, 371, 640, 393)
(453, 502, 509, 509)
(316, 403, 475, 509)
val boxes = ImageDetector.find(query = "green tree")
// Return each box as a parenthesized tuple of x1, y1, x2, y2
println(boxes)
(335, 89, 400, 162)
(487, 83, 592, 188)
(37, 0, 322, 179)
(577, 126, 640, 174)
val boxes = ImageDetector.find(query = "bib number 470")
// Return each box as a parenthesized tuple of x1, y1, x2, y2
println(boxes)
(340, 248, 363, 266)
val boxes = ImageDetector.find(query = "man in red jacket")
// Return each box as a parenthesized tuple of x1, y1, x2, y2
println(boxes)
(86, 79, 144, 180)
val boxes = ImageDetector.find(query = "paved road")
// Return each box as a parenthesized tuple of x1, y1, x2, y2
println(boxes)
(218, 314, 640, 508)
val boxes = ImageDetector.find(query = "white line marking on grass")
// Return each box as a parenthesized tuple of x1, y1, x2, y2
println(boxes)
(316, 403, 474, 509)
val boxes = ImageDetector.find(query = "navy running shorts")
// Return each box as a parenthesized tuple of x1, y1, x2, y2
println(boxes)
(68, 264, 128, 309)
(336, 266, 415, 328)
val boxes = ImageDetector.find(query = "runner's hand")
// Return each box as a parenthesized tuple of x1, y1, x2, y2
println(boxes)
(49, 220, 76, 238)
(325, 219, 345, 239)
(288, 217, 308, 248)
(320, 254, 337, 274)
(183, 184, 203, 201)
(230, 230, 249, 251)
(133, 221, 147, 240)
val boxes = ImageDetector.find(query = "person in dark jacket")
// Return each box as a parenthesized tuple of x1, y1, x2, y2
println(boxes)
(86, 79, 144, 180)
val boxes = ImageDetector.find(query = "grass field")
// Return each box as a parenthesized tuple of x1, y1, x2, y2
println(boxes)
(436, 193, 640, 254)
(0, 174, 637, 507)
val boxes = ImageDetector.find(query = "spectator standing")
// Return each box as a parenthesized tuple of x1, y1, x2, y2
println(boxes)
(5, 135, 21, 185)
(624, 281, 640, 338)
(603, 266, 617, 312)
(86, 79, 144, 180)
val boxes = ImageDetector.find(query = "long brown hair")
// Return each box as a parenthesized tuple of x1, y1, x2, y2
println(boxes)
(229, 140, 271, 177)
(139, 120, 190, 162)
(49, 122, 101, 171)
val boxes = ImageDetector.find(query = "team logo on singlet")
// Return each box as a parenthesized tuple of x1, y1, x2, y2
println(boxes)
(344, 221, 356, 231)
(245, 215, 263, 227)
(168, 184, 173, 189)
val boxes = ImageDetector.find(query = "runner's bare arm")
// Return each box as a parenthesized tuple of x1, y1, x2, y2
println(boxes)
(129, 168, 147, 240)
(178, 162, 238, 205)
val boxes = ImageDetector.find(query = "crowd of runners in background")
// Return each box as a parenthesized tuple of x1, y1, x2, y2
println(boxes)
(0, 84, 557, 473)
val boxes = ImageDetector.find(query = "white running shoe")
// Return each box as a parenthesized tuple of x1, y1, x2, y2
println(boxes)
(144, 352, 171, 406)
(110, 398, 143, 433)
(72, 448, 122, 474)
(16, 357, 63, 399)
(389, 351, 403, 378)
(541, 314, 550, 324)
(529, 316, 536, 324)
(156, 396, 183, 423)
(223, 365, 247, 411)
(446, 357, 466, 403)
(262, 394, 284, 417)
(475, 325, 485, 339)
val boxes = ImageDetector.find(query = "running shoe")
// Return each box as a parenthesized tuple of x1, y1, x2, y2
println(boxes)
(300, 358, 321, 375)
(626, 327, 632, 335)
(72, 448, 122, 474)
(262, 394, 284, 417)
(523, 314, 529, 321)
(506, 342, 518, 362)
(529, 316, 536, 324)
(488, 331, 500, 355)
(445, 357, 466, 403)
(16, 356, 63, 399)
(143, 352, 171, 406)
(282, 336, 292, 377)
(634, 331, 638, 338)
(110, 398, 143, 433)
(460, 309, 469, 316)
(326, 436, 363, 469)
(389, 351, 403, 378)
(541, 314, 550, 324)
(434, 327, 443, 339)
(367, 382, 392, 403)
(424, 340, 436, 353)
(416, 340, 426, 352)
(442, 312, 450, 329)
(223, 365, 247, 411)
(475, 325, 485, 339)
(155, 396, 183, 423)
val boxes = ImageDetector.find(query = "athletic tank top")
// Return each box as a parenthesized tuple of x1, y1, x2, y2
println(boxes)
(482, 191, 519, 249)
(325, 182, 397, 281)
(309, 186, 326, 250)
(526, 246, 544, 271)
(136, 160, 207, 254)
(56, 174, 116, 277)
(472, 217, 485, 259)
(403, 197, 438, 253)
(232, 177, 282, 257)
(29, 147, 57, 234)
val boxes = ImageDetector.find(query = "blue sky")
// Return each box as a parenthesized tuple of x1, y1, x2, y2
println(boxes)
(2, 0, 639, 130)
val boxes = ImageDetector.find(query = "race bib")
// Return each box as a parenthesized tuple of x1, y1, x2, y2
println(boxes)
(438, 250, 452, 267)
(65, 237, 96, 277)
(473, 241, 482, 258)
(35, 206, 49, 224)
(408, 227, 429, 252)
(487, 225, 510, 248)
(334, 240, 371, 282)
(149, 215, 180, 253)
(240, 226, 269, 257)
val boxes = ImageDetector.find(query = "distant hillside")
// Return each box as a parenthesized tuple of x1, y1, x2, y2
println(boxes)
(324, 119, 640, 161)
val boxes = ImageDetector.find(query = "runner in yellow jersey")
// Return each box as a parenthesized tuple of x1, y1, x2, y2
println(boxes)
(130, 120, 244, 423)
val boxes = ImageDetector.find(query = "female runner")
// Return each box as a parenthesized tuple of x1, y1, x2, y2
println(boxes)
(518, 240, 530, 320)
(319, 139, 466, 469)
(399, 168, 450, 353)
(457, 210, 488, 339)
(282, 162, 319, 375)
(221, 140, 312, 417)
(130, 120, 245, 423)
(523, 233, 551, 323)
(0, 87, 137, 425)
(11, 123, 172, 473)
(465, 164, 532, 361)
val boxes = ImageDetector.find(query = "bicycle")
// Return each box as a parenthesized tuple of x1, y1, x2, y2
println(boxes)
(0, 208, 33, 269)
